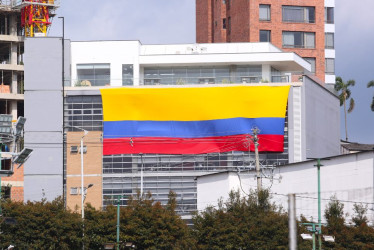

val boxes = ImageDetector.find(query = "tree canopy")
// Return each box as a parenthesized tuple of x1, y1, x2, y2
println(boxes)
(1, 191, 374, 249)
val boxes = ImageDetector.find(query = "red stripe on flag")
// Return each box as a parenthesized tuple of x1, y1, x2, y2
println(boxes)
(103, 134, 284, 155)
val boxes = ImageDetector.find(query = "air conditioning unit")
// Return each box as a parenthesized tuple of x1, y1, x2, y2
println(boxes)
(70, 187, 79, 195)
(70, 146, 78, 153)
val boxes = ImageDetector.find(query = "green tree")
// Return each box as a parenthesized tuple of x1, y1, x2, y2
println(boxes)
(323, 197, 374, 249)
(84, 191, 193, 249)
(368, 80, 374, 111)
(352, 203, 368, 227)
(192, 190, 290, 249)
(335, 76, 355, 141)
(0, 197, 82, 249)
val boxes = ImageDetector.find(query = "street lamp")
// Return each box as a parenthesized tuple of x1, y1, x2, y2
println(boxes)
(83, 183, 94, 202)
(80, 129, 88, 219)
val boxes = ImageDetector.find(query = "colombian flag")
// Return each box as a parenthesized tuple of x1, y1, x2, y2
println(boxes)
(101, 85, 290, 155)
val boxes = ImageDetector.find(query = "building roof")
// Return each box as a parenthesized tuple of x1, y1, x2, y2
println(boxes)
(341, 141, 374, 152)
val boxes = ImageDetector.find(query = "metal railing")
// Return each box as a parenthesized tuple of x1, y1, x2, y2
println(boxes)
(67, 75, 293, 87)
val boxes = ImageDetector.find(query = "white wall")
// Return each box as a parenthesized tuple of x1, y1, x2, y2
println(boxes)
(197, 152, 374, 224)
(70, 41, 310, 86)
(70, 41, 141, 86)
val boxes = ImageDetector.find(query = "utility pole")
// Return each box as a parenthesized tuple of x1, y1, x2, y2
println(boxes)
(315, 159, 323, 250)
(288, 193, 297, 250)
(117, 195, 121, 250)
(251, 128, 261, 191)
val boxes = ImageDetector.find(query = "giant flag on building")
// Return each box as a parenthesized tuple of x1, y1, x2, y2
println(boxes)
(101, 85, 290, 155)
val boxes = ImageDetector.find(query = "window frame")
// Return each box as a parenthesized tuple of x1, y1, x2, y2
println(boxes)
(303, 57, 316, 73)
(122, 64, 134, 86)
(325, 7, 334, 24)
(325, 58, 335, 75)
(76, 63, 111, 87)
(325, 32, 334, 49)
(282, 6, 315, 23)
(259, 30, 271, 42)
(282, 31, 315, 49)
(259, 4, 271, 21)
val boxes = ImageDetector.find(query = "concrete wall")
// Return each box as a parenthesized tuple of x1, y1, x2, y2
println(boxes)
(197, 151, 374, 224)
(70, 41, 141, 86)
(24, 37, 68, 201)
(303, 76, 340, 158)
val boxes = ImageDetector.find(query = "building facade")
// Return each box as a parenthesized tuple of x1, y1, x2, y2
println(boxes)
(0, 2, 25, 202)
(196, 0, 336, 89)
(24, 39, 340, 219)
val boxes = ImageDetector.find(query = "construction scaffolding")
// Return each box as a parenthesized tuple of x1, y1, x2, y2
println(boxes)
(0, 0, 59, 37)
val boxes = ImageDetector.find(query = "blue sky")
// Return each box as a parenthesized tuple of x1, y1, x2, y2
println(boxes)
(49, 0, 374, 143)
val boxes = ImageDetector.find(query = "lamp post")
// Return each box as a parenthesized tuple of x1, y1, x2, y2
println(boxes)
(58, 16, 65, 204)
(81, 129, 88, 219)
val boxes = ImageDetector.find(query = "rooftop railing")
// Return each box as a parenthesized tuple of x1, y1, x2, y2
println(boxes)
(66, 75, 292, 87)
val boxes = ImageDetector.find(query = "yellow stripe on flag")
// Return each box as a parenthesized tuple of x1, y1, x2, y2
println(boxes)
(101, 85, 290, 122)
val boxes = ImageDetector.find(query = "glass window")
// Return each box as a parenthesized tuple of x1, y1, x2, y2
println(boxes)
(325, 58, 335, 75)
(259, 4, 271, 21)
(282, 31, 315, 49)
(223, 18, 226, 29)
(325, 33, 334, 49)
(77, 64, 110, 86)
(282, 6, 315, 23)
(303, 57, 316, 73)
(259, 30, 271, 42)
(325, 7, 334, 24)
(122, 64, 133, 86)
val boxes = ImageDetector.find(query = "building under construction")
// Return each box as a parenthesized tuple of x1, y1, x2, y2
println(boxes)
(0, 0, 58, 201)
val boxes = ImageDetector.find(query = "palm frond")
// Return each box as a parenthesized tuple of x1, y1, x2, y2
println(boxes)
(371, 96, 374, 112)
(348, 98, 355, 113)
(335, 76, 344, 91)
(338, 94, 344, 106)
(367, 80, 374, 88)
(347, 80, 355, 86)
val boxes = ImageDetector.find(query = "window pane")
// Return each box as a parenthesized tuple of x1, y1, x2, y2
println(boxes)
(77, 64, 110, 86)
(260, 30, 271, 42)
(307, 7, 315, 23)
(259, 5, 270, 21)
(283, 6, 303, 22)
(325, 58, 335, 74)
(325, 7, 334, 23)
(282, 31, 314, 48)
(304, 57, 316, 73)
(283, 32, 295, 47)
(122, 64, 133, 86)
(325, 33, 334, 49)
(305, 32, 315, 48)
(283, 6, 315, 23)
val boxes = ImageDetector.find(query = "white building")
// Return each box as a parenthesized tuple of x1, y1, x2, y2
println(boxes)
(197, 151, 374, 224)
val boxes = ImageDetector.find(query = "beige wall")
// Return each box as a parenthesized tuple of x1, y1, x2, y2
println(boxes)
(66, 131, 102, 211)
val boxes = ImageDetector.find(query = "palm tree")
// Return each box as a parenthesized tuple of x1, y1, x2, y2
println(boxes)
(335, 76, 355, 141)
(368, 80, 374, 112)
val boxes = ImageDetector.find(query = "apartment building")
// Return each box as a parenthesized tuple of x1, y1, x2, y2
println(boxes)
(0, 2, 24, 202)
(196, 0, 336, 90)
(24, 39, 340, 219)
